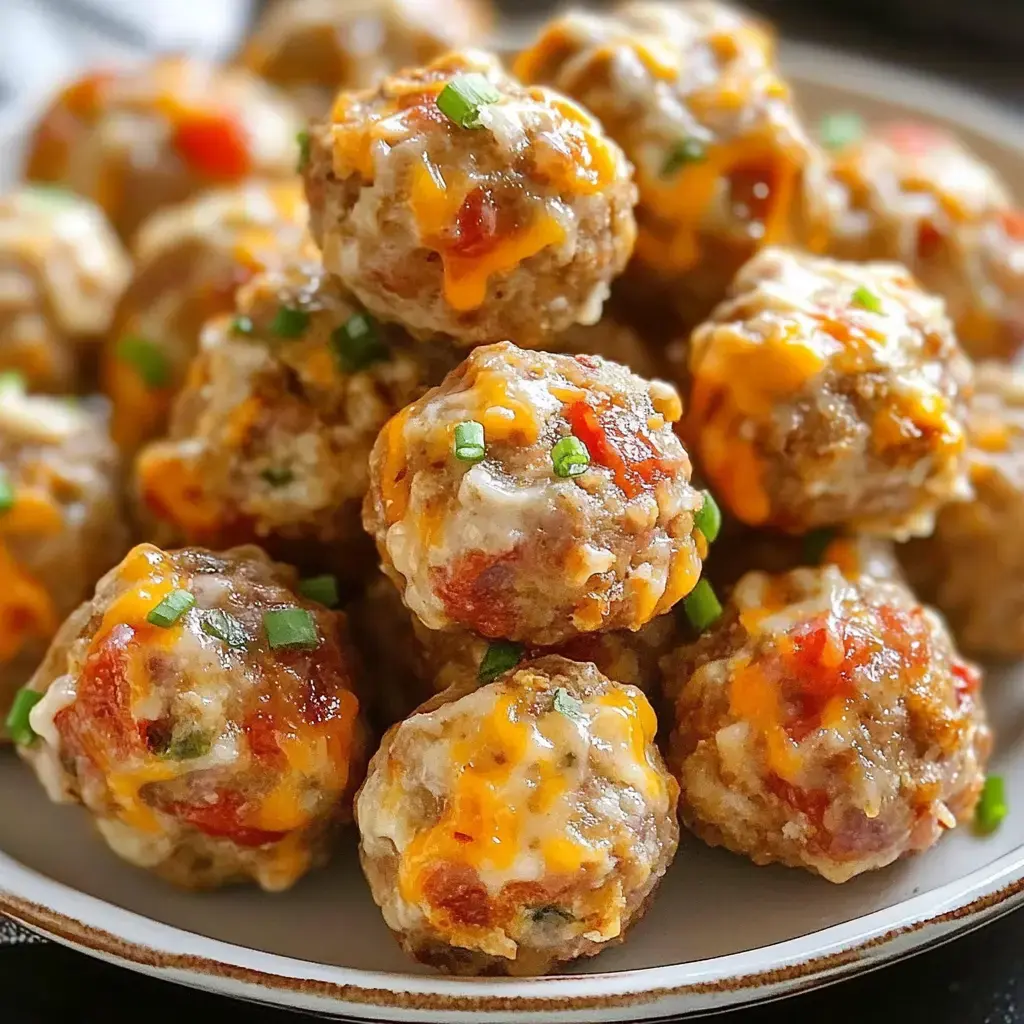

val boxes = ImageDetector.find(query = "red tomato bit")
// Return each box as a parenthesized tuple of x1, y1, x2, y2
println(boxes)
(173, 113, 252, 181)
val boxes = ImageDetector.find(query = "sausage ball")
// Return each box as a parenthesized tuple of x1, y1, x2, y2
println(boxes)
(103, 180, 311, 454)
(686, 247, 973, 539)
(0, 187, 129, 392)
(357, 655, 679, 974)
(240, 0, 494, 116)
(25, 57, 302, 241)
(364, 341, 704, 646)
(827, 121, 1024, 361)
(901, 363, 1024, 657)
(18, 543, 369, 891)
(515, 1, 836, 324)
(136, 259, 458, 581)
(303, 50, 637, 345)
(663, 565, 990, 882)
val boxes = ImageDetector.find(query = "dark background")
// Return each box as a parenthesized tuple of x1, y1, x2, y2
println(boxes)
(4, 1, 1024, 1021)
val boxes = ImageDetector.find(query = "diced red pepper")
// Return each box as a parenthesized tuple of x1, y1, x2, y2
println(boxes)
(161, 789, 287, 848)
(172, 113, 251, 181)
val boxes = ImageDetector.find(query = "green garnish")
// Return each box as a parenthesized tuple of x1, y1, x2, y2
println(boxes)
(330, 312, 387, 372)
(117, 335, 170, 389)
(200, 609, 249, 649)
(819, 112, 864, 151)
(147, 589, 196, 628)
(299, 574, 340, 608)
(271, 306, 310, 339)
(0, 468, 13, 514)
(5, 688, 43, 747)
(21, 185, 76, 208)
(694, 489, 722, 543)
(453, 420, 486, 463)
(975, 775, 1007, 835)
(165, 730, 212, 761)
(264, 607, 319, 650)
(662, 137, 707, 177)
(0, 371, 26, 395)
(436, 73, 500, 129)
(296, 129, 311, 173)
(802, 528, 836, 565)
(851, 286, 883, 314)
(551, 435, 590, 478)
(232, 315, 254, 336)
(683, 579, 722, 632)
(478, 640, 524, 684)
(261, 466, 294, 487)
(553, 687, 583, 719)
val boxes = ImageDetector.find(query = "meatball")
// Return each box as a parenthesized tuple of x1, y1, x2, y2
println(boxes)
(303, 49, 637, 345)
(0, 187, 129, 392)
(136, 259, 458, 582)
(357, 655, 679, 974)
(18, 543, 369, 891)
(25, 57, 302, 241)
(364, 342, 703, 646)
(663, 565, 990, 883)
(240, 0, 493, 116)
(0, 387, 128, 737)
(686, 247, 973, 538)
(828, 121, 1024, 361)
(103, 180, 311, 454)
(515, 1, 836, 324)
(901, 363, 1024, 657)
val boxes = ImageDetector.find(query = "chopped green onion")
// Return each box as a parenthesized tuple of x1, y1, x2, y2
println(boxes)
(436, 73, 500, 129)
(0, 371, 26, 395)
(117, 335, 170, 388)
(165, 730, 212, 761)
(975, 775, 1007, 835)
(551, 435, 590, 478)
(200, 609, 249, 649)
(453, 420, 486, 463)
(683, 579, 722, 632)
(146, 589, 196, 628)
(694, 490, 722, 543)
(819, 111, 864, 151)
(264, 607, 319, 650)
(478, 640, 524, 684)
(232, 315, 254, 336)
(0, 468, 13, 514)
(296, 129, 311, 173)
(271, 306, 310, 339)
(662, 137, 707, 177)
(330, 312, 387, 372)
(299, 574, 340, 608)
(261, 466, 294, 487)
(851, 286, 883, 314)
(553, 687, 583, 719)
(802, 528, 836, 565)
(5, 688, 43, 747)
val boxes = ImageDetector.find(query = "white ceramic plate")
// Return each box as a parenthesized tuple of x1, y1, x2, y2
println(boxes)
(3, 42, 1024, 1024)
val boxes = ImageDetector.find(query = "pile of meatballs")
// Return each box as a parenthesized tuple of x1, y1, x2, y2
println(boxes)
(1, 0, 1021, 978)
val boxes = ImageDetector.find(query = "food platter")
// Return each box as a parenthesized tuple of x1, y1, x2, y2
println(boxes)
(1, 37, 1023, 1023)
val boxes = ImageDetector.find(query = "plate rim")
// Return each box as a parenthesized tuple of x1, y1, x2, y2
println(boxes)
(3, 38, 1024, 1023)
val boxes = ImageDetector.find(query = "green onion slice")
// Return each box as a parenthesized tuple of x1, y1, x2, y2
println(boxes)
(662, 137, 707, 177)
(553, 687, 584, 719)
(694, 489, 722, 543)
(271, 306, 310, 339)
(200, 609, 249, 649)
(683, 579, 722, 632)
(453, 420, 486, 463)
(232, 315, 254, 336)
(165, 730, 212, 761)
(975, 775, 1007, 835)
(5, 687, 43, 747)
(0, 468, 14, 514)
(296, 129, 311, 173)
(819, 111, 864, 151)
(478, 640, 524, 684)
(551, 435, 590, 478)
(436, 73, 500, 129)
(264, 607, 319, 650)
(117, 335, 170, 389)
(261, 466, 294, 487)
(851, 286, 883, 314)
(299, 574, 340, 608)
(147, 589, 196, 628)
(330, 312, 387, 372)
(0, 371, 26, 395)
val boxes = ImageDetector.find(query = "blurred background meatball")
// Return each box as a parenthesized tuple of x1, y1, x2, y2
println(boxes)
(0, 186, 129, 392)
(136, 259, 459, 583)
(103, 180, 311, 454)
(686, 247, 973, 538)
(303, 49, 637, 345)
(357, 655, 678, 974)
(663, 564, 990, 882)
(24, 56, 302, 241)
(0, 383, 127, 737)
(16, 543, 368, 891)
(364, 342, 703, 646)
(240, 0, 494, 116)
